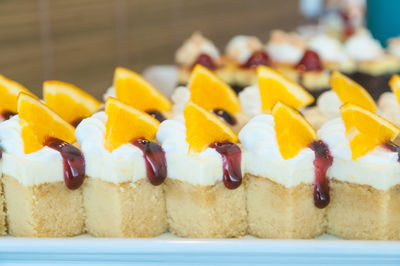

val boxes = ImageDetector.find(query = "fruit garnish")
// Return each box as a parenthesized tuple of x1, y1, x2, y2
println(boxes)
(105, 97, 160, 151)
(18, 93, 76, 154)
(340, 103, 399, 160)
(389, 74, 400, 106)
(330, 71, 377, 113)
(296, 50, 323, 72)
(257, 66, 314, 112)
(114, 67, 172, 112)
(184, 102, 238, 152)
(43, 80, 102, 125)
(188, 64, 240, 114)
(0, 74, 32, 115)
(272, 102, 317, 159)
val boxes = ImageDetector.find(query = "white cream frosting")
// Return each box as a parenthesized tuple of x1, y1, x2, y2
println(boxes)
(317, 90, 342, 120)
(345, 29, 384, 61)
(175, 32, 220, 67)
(157, 119, 244, 186)
(318, 118, 400, 190)
(378, 92, 400, 126)
(0, 116, 64, 186)
(103, 86, 115, 102)
(238, 84, 262, 117)
(239, 114, 316, 187)
(388, 37, 400, 58)
(266, 30, 305, 64)
(226, 35, 264, 64)
(308, 34, 348, 63)
(171, 86, 190, 120)
(75, 112, 147, 184)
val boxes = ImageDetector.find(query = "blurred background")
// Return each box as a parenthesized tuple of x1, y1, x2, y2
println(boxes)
(0, 0, 398, 99)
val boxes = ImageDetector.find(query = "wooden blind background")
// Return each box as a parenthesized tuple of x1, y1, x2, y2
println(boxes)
(0, 0, 301, 99)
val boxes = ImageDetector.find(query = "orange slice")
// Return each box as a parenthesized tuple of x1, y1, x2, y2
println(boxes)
(257, 66, 314, 112)
(188, 64, 240, 114)
(18, 93, 76, 154)
(105, 97, 160, 151)
(272, 102, 317, 159)
(184, 102, 238, 152)
(340, 103, 399, 160)
(389, 74, 400, 106)
(330, 71, 377, 113)
(0, 74, 32, 115)
(43, 80, 102, 125)
(114, 67, 172, 112)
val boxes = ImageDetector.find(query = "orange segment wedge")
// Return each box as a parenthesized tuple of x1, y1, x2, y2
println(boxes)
(330, 71, 377, 113)
(43, 80, 102, 125)
(114, 67, 172, 112)
(389, 74, 400, 106)
(272, 102, 317, 159)
(0, 74, 32, 115)
(18, 93, 76, 154)
(340, 103, 399, 160)
(105, 97, 160, 151)
(184, 102, 238, 152)
(188, 64, 240, 114)
(257, 66, 314, 112)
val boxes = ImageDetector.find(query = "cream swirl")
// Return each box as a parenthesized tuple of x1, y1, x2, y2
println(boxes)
(226, 35, 264, 64)
(345, 29, 384, 61)
(318, 118, 400, 190)
(266, 30, 306, 64)
(175, 32, 220, 67)
(378, 92, 400, 126)
(239, 114, 315, 187)
(308, 34, 348, 63)
(388, 37, 400, 58)
(317, 90, 342, 120)
(238, 84, 262, 117)
(75, 112, 147, 184)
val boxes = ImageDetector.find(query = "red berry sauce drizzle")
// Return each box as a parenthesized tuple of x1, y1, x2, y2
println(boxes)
(71, 118, 84, 128)
(131, 138, 167, 186)
(45, 137, 86, 190)
(146, 110, 166, 122)
(212, 109, 237, 126)
(191, 54, 217, 70)
(241, 51, 271, 69)
(309, 140, 333, 208)
(209, 141, 242, 189)
(383, 142, 400, 162)
(296, 50, 323, 72)
(1, 111, 16, 121)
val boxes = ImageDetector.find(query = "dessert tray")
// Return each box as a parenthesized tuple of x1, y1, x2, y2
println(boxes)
(0, 66, 399, 265)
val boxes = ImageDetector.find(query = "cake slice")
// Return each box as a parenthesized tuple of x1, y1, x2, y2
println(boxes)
(158, 102, 246, 238)
(1, 93, 85, 237)
(76, 97, 167, 237)
(319, 103, 400, 239)
(240, 102, 330, 238)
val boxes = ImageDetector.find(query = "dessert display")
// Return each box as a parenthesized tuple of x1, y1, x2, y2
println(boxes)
(304, 71, 377, 129)
(158, 102, 246, 238)
(240, 102, 330, 239)
(0, 93, 85, 237)
(175, 32, 221, 86)
(319, 103, 400, 240)
(171, 65, 246, 132)
(345, 29, 400, 100)
(239, 65, 314, 118)
(222, 35, 270, 93)
(43, 80, 102, 127)
(76, 97, 167, 237)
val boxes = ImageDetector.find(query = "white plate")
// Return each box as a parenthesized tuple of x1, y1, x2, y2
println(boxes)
(0, 233, 399, 265)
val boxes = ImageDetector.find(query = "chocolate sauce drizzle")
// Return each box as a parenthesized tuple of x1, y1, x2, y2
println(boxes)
(1, 111, 16, 121)
(45, 138, 86, 190)
(146, 110, 166, 123)
(309, 140, 333, 209)
(131, 138, 167, 186)
(241, 51, 271, 69)
(209, 141, 242, 189)
(212, 109, 237, 126)
(191, 54, 217, 70)
(71, 118, 84, 128)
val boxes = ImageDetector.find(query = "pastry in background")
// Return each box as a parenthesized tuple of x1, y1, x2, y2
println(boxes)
(158, 102, 246, 238)
(319, 103, 400, 240)
(222, 35, 270, 93)
(77, 97, 167, 237)
(175, 32, 221, 86)
(345, 29, 400, 100)
(240, 102, 331, 238)
(0, 93, 85, 237)
(387, 37, 400, 71)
